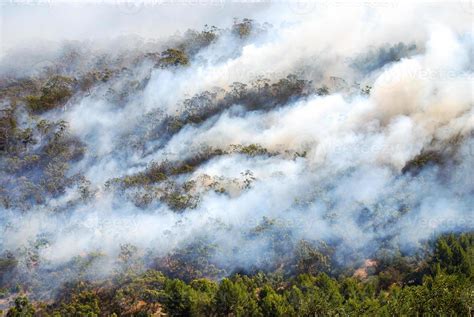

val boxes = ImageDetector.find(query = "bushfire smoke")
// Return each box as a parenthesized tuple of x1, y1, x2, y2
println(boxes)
(0, 0, 472, 297)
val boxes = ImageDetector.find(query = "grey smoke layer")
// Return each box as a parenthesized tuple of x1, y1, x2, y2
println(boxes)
(0, 1, 473, 290)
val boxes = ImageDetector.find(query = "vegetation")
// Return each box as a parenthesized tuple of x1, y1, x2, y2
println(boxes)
(0, 105, 86, 209)
(6, 296, 35, 317)
(402, 150, 445, 174)
(4, 233, 473, 316)
(0, 19, 471, 316)
(25, 75, 75, 113)
(158, 48, 189, 67)
(232, 18, 271, 39)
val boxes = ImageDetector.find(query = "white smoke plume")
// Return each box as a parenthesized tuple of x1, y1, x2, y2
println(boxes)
(0, 0, 472, 296)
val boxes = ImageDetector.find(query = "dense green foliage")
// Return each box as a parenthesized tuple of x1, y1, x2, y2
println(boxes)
(4, 233, 473, 316)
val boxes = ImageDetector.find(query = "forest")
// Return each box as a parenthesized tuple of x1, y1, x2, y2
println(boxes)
(0, 2, 473, 316)
(4, 233, 473, 316)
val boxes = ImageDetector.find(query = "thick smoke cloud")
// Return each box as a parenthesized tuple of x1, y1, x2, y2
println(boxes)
(0, 0, 473, 295)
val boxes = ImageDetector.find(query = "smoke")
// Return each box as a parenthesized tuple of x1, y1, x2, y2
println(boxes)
(0, 0, 473, 296)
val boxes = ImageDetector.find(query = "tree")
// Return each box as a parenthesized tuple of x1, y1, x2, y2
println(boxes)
(25, 75, 74, 113)
(162, 279, 192, 316)
(189, 279, 218, 316)
(215, 278, 260, 316)
(7, 296, 35, 317)
(57, 291, 101, 316)
(159, 49, 189, 67)
(258, 285, 289, 316)
(232, 18, 253, 38)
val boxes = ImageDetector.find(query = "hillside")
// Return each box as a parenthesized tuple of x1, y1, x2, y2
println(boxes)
(0, 2, 473, 316)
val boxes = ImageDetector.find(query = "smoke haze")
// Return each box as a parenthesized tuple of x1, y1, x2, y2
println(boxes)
(0, 0, 472, 297)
